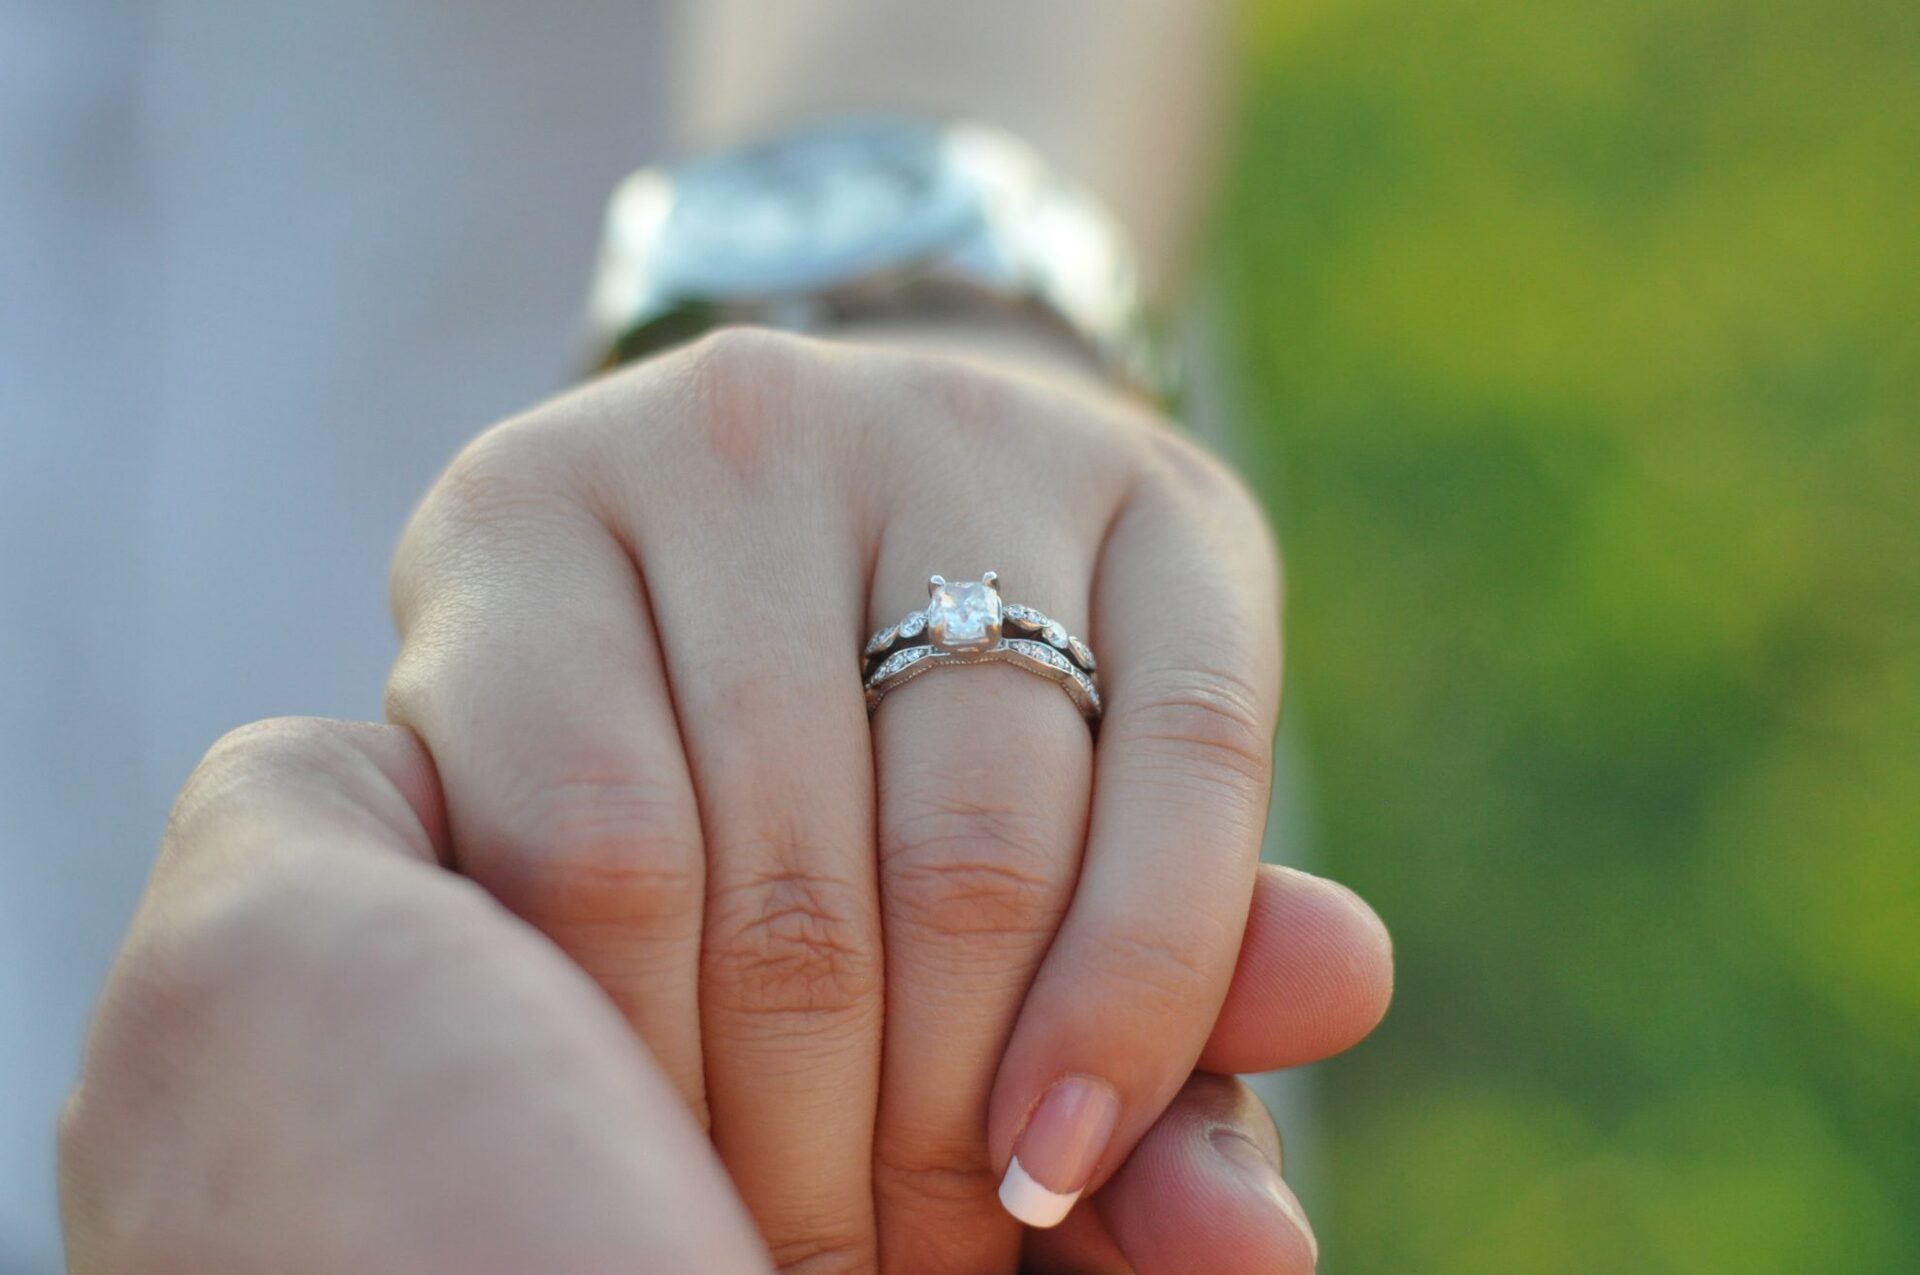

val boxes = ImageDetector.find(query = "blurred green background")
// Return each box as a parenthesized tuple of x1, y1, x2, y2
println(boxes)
(1218, 1, 1918, 1270)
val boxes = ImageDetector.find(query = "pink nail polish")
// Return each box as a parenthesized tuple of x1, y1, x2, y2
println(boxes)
(997, 1076, 1121, 1228)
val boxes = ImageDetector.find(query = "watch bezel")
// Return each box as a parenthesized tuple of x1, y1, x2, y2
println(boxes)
(586, 116, 1163, 400)
(602, 118, 979, 309)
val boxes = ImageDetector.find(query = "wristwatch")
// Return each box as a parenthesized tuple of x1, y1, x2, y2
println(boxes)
(585, 117, 1161, 397)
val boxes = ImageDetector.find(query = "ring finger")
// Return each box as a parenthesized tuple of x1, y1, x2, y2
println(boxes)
(866, 419, 1129, 1273)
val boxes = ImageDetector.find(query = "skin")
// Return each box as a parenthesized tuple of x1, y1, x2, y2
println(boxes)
(386, 323, 1312, 1270)
(64, 324, 1394, 1273)
(64, 5, 1388, 1265)
(61, 720, 771, 1275)
(63, 717, 1382, 1275)
(671, 0, 1228, 280)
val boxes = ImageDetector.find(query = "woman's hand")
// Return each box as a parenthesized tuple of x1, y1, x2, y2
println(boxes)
(382, 325, 1392, 1270)
(63, 719, 1376, 1274)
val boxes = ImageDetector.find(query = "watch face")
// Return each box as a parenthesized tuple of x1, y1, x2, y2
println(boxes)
(653, 119, 975, 297)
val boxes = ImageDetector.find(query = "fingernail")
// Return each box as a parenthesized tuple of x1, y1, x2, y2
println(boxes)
(998, 1076, 1122, 1228)
(1210, 1129, 1319, 1265)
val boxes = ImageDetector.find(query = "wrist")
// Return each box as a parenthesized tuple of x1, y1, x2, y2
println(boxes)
(812, 311, 1131, 399)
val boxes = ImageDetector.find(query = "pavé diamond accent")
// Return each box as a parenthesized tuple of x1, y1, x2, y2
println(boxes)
(869, 645, 934, 683)
(1006, 638, 1070, 671)
(898, 609, 927, 638)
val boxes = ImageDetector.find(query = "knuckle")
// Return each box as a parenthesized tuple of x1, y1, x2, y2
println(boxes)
(872, 1137, 996, 1207)
(481, 776, 705, 934)
(704, 839, 879, 1021)
(1083, 916, 1225, 1010)
(682, 322, 808, 380)
(893, 348, 1021, 435)
(379, 652, 433, 733)
(892, 354, 1146, 482)
(171, 718, 394, 852)
(882, 797, 1067, 948)
(1146, 430, 1284, 561)
(392, 421, 586, 620)
(1147, 426, 1254, 506)
(429, 420, 570, 530)
(764, 1230, 873, 1275)
(189, 715, 354, 790)
(1123, 667, 1275, 793)
(1152, 430, 1290, 583)
(669, 325, 819, 471)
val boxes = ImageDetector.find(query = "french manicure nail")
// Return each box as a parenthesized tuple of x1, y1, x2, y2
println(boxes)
(998, 1076, 1122, 1228)
(1210, 1129, 1319, 1265)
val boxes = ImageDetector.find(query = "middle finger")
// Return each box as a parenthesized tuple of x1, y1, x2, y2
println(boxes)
(621, 333, 887, 1271)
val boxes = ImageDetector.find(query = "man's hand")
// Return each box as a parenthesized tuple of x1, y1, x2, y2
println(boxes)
(60, 719, 773, 1274)
(378, 326, 1391, 1270)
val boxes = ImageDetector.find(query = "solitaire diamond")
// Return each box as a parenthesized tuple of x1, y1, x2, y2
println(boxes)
(928, 578, 1002, 651)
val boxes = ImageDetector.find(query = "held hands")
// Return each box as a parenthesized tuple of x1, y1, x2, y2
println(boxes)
(63, 328, 1392, 1273)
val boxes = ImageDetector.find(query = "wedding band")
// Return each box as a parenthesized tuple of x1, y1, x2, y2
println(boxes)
(863, 573, 1101, 723)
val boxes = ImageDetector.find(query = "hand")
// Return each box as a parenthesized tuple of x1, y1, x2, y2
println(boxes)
(381, 325, 1392, 1269)
(60, 720, 772, 1274)
(62, 719, 1379, 1273)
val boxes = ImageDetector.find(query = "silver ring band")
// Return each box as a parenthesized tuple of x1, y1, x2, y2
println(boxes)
(863, 573, 1101, 723)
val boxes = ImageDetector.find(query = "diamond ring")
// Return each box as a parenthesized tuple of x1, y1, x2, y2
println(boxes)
(863, 573, 1101, 723)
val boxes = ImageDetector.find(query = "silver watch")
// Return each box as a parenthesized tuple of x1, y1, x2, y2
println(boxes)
(585, 117, 1159, 395)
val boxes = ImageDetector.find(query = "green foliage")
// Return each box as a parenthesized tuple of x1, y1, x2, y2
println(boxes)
(1219, 1, 1919, 1268)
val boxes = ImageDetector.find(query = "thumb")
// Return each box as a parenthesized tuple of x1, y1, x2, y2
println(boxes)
(1022, 1072, 1317, 1275)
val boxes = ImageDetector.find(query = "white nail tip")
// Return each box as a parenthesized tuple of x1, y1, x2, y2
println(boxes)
(998, 1156, 1081, 1228)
